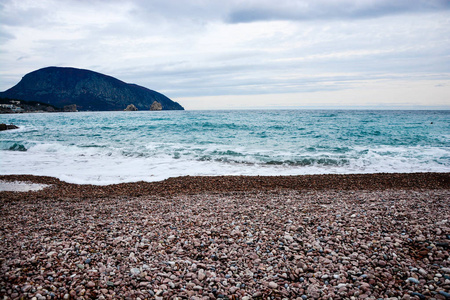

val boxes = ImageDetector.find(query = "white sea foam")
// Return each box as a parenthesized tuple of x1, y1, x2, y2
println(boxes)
(1, 110, 449, 185)
(1, 142, 449, 185)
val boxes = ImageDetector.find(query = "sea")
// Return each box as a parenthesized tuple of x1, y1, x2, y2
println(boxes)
(1, 110, 449, 185)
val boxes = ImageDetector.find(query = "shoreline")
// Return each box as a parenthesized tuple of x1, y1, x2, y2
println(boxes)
(0, 172, 449, 201)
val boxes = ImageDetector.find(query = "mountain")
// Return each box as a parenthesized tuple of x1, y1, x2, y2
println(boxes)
(0, 67, 184, 111)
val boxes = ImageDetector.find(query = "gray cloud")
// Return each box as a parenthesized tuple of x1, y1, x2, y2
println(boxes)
(0, 29, 14, 44)
(227, 0, 450, 23)
(0, 0, 449, 109)
(0, 1, 54, 28)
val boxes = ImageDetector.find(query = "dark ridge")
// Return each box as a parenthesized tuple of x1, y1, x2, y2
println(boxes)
(0, 67, 184, 111)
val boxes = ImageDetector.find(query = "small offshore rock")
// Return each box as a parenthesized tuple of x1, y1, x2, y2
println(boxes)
(0, 123, 19, 131)
(124, 104, 138, 111)
(150, 101, 163, 111)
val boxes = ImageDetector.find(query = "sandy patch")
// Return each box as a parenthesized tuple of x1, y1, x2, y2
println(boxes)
(0, 180, 50, 192)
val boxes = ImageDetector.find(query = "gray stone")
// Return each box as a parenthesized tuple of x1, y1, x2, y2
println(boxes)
(406, 277, 420, 284)
(130, 268, 141, 275)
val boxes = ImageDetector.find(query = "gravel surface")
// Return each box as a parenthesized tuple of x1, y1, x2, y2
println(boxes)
(0, 173, 449, 299)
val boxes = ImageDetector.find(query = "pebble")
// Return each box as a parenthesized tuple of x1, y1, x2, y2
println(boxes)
(0, 176, 449, 299)
(130, 268, 140, 275)
(410, 292, 425, 299)
(284, 234, 294, 242)
(406, 278, 420, 284)
(198, 270, 206, 281)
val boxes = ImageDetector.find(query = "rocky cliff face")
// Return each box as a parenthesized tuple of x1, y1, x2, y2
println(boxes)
(150, 101, 162, 111)
(0, 67, 184, 111)
(124, 104, 138, 111)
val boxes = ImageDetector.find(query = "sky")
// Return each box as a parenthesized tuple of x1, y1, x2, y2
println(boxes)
(0, 0, 449, 110)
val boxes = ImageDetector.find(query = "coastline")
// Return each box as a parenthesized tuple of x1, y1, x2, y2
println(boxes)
(0, 172, 449, 200)
(1, 173, 449, 299)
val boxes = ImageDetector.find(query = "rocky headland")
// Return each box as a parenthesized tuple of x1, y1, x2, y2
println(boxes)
(0, 67, 184, 111)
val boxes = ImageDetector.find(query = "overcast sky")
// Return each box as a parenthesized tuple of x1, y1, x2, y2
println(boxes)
(1, 0, 449, 109)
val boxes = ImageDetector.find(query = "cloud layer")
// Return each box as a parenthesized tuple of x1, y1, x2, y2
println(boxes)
(226, 0, 450, 22)
(1, 0, 449, 109)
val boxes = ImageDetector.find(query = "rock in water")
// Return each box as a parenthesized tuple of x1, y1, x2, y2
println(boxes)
(0, 67, 184, 111)
(150, 101, 162, 111)
(124, 104, 138, 111)
(0, 123, 19, 131)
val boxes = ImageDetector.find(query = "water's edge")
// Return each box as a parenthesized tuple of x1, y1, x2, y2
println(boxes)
(1, 110, 449, 184)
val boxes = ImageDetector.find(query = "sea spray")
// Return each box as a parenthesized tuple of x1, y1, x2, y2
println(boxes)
(1, 110, 449, 184)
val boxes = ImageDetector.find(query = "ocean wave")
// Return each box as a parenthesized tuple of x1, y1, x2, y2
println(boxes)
(1, 110, 449, 184)
(0, 141, 29, 151)
(8, 143, 27, 151)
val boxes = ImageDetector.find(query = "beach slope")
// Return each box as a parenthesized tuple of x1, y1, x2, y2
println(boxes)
(0, 173, 449, 299)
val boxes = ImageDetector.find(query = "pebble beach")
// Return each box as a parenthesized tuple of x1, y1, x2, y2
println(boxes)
(1, 173, 449, 299)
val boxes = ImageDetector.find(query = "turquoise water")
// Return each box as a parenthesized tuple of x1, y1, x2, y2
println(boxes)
(1, 110, 449, 184)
